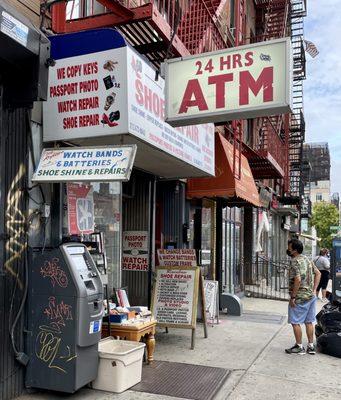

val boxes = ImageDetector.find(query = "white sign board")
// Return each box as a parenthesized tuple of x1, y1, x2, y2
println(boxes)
(151, 267, 200, 328)
(122, 231, 149, 272)
(157, 249, 197, 267)
(43, 46, 215, 176)
(164, 38, 292, 126)
(32, 145, 136, 182)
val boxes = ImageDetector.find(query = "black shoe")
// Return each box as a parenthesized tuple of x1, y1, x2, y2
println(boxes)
(285, 344, 306, 355)
(307, 344, 316, 355)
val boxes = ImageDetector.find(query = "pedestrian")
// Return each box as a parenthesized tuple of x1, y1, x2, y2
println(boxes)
(285, 239, 321, 355)
(314, 248, 330, 302)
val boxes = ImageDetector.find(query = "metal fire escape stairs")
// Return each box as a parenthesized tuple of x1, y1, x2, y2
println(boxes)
(288, 0, 306, 201)
(253, 0, 306, 201)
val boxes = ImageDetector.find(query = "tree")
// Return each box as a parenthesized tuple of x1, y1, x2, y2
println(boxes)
(310, 202, 339, 249)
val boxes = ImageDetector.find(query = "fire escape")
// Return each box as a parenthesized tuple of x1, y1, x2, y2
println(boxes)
(51, 1, 230, 68)
(289, 0, 306, 200)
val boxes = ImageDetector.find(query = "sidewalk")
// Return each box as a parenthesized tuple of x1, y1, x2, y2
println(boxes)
(18, 298, 341, 400)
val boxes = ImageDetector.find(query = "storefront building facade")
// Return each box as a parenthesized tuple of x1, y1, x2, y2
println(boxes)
(1, 1, 308, 397)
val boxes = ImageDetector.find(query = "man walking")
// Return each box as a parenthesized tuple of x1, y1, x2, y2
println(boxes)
(285, 239, 321, 355)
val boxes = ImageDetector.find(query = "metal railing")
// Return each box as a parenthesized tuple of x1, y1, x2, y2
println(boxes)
(245, 256, 290, 301)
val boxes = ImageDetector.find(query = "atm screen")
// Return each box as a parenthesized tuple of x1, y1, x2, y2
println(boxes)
(71, 254, 89, 274)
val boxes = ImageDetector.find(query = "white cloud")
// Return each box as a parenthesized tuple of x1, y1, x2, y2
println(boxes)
(304, 0, 341, 194)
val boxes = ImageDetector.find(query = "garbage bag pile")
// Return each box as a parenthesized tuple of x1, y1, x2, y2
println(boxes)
(315, 301, 341, 358)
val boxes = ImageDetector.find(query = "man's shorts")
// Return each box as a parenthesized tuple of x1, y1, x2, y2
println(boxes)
(288, 296, 317, 324)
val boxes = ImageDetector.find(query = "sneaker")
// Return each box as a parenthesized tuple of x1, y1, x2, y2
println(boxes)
(285, 344, 306, 355)
(321, 298, 328, 303)
(307, 344, 316, 355)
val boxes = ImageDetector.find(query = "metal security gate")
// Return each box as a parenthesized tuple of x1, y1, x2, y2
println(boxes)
(122, 170, 155, 306)
(244, 256, 290, 301)
(0, 84, 29, 400)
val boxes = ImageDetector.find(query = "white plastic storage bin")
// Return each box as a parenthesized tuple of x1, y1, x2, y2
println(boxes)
(92, 337, 146, 393)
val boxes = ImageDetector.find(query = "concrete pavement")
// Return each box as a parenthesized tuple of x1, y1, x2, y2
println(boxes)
(18, 297, 341, 400)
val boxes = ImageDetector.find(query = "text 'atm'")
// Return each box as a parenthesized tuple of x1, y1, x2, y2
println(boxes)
(26, 243, 104, 393)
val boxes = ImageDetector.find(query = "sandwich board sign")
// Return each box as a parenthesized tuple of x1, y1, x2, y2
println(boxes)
(151, 266, 208, 349)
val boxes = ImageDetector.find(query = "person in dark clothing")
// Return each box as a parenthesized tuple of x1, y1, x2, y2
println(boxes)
(314, 248, 330, 302)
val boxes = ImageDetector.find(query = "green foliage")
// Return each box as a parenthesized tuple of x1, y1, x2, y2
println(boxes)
(310, 202, 339, 248)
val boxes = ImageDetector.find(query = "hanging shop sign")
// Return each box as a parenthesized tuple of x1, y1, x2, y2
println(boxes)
(32, 145, 136, 182)
(67, 183, 94, 235)
(122, 231, 149, 271)
(44, 32, 215, 176)
(164, 38, 292, 127)
(157, 249, 197, 267)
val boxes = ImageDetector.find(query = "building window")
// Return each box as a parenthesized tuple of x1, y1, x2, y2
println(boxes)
(316, 193, 323, 202)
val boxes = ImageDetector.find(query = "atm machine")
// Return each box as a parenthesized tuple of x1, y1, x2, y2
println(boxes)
(331, 238, 341, 302)
(26, 243, 104, 393)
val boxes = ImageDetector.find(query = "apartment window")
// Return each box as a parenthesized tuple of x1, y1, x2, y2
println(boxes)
(316, 193, 323, 202)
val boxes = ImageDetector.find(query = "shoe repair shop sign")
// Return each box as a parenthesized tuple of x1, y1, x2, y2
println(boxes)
(164, 38, 292, 127)
(32, 145, 136, 182)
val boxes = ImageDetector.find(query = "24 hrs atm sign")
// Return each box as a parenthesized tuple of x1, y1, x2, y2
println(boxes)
(165, 38, 292, 127)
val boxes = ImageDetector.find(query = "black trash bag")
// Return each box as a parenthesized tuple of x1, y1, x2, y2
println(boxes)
(317, 332, 341, 358)
(316, 303, 341, 333)
(315, 325, 324, 338)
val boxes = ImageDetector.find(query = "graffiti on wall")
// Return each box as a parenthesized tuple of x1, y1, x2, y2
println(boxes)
(4, 164, 27, 289)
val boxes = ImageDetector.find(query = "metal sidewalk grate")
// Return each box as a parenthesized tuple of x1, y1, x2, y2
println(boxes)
(132, 361, 230, 400)
(227, 311, 286, 325)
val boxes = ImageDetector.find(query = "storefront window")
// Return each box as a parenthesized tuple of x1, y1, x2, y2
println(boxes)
(64, 182, 122, 291)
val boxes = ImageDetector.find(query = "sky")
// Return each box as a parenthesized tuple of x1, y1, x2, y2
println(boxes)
(304, 0, 341, 194)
